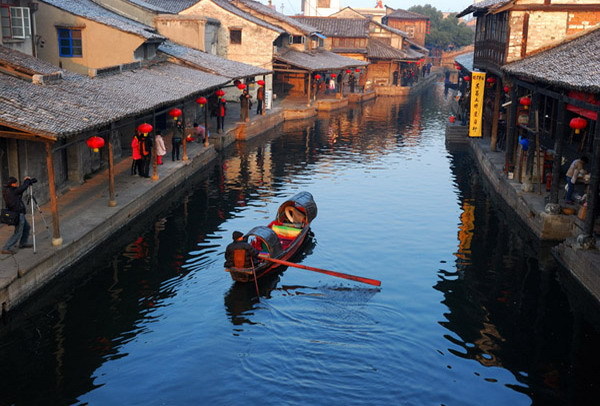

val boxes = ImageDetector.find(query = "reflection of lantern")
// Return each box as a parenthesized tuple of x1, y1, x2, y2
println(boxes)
(169, 108, 182, 121)
(331, 73, 337, 78)
(86, 136, 105, 152)
(355, 69, 361, 73)
(196, 96, 207, 106)
(503, 85, 510, 93)
(570, 117, 588, 134)
(519, 96, 531, 109)
(314, 74, 321, 80)
(137, 123, 153, 135)
(237, 83, 246, 90)
(463, 75, 471, 81)
(215, 89, 225, 97)
(449, 116, 456, 123)
(345, 69, 352, 73)
(257, 80, 265, 86)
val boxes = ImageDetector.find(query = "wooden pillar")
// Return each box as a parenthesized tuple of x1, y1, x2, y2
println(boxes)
(45, 141, 62, 246)
(262, 74, 267, 115)
(152, 111, 159, 180)
(490, 82, 501, 151)
(182, 103, 188, 161)
(108, 124, 117, 206)
(203, 98, 209, 147)
(307, 73, 312, 106)
(550, 99, 567, 203)
(505, 86, 518, 173)
(584, 117, 600, 236)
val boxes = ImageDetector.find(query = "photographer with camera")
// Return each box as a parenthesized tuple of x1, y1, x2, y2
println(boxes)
(2, 176, 35, 255)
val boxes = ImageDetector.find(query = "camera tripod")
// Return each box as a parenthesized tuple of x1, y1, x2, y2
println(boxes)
(26, 185, 50, 253)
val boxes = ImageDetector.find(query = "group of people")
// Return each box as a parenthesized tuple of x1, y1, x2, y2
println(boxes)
(312, 72, 365, 95)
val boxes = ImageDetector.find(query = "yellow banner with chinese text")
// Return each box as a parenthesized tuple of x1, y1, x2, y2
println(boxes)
(469, 72, 486, 137)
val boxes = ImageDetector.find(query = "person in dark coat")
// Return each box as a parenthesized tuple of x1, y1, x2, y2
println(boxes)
(216, 98, 227, 133)
(172, 121, 183, 161)
(2, 176, 34, 254)
(256, 85, 265, 115)
(349, 72, 356, 93)
(224, 231, 259, 268)
(240, 89, 252, 122)
(140, 133, 153, 177)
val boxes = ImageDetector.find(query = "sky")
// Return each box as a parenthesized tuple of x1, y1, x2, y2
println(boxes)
(279, 1, 475, 15)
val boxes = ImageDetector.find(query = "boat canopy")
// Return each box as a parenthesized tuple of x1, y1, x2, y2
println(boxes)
(276, 191, 318, 225)
(247, 226, 283, 258)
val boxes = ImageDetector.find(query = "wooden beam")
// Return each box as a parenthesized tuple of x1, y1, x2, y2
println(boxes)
(0, 130, 55, 142)
(521, 13, 530, 58)
(505, 4, 600, 12)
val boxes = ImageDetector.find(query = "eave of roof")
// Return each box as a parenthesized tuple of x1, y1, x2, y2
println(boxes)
(274, 49, 368, 71)
(456, 0, 514, 18)
(235, 0, 319, 35)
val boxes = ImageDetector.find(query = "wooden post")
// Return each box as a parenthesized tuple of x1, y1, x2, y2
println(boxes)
(203, 96, 209, 145)
(550, 99, 567, 203)
(262, 74, 266, 115)
(490, 82, 501, 151)
(182, 103, 188, 161)
(152, 111, 159, 180)
(45, 141, 62, 246)
(108, 124, 117, 206)
(505, 86, 518, 174)
(307, 72, 312, 106)
(583, 118, 600, 236)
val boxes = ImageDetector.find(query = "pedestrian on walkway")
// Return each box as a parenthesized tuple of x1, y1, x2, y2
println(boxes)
(256, 84, 265, 115)
(216, 98, 227, 133)
(240, 89, 252, 122)
(337, 72, 343, 93)
(172, 122, 182, 161)
(2, 176, 34, 255)
(131, 131, 141, 175)
(358, 73, 366, 92)
(140, 133, 153, 177)
(565, 156, 589, 203)
(155, 131, 166, 165)
(349, 72, 356, 93)
(393, 70, 399, 86)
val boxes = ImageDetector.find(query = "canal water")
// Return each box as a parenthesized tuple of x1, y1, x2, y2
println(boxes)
(1, 84, 599, 406)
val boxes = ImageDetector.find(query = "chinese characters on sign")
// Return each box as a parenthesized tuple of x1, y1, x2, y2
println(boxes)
(469, 72, 486, 138)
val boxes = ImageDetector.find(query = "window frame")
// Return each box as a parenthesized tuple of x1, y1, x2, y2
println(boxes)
(1, 5, 31, 40)
(229, 28, 242, 45)
(57, 28, 83, 57)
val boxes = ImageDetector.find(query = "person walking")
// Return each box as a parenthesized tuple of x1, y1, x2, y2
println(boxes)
(565, 156, 589, 204)
(140, 132, 153, 177)
(240, 89, 252, 122)
(172, 123, 182, 161)
(155, 131, 166, 165)
(256, 84, 265, 115)
(216, 98, 227, 133)
(2, 176, 34, 255)
(131, 132, 141, 175)
(349, 72, 356, 93)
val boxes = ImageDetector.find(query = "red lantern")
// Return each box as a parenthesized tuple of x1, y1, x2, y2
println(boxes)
(455, 65, 461, 70)
(503, 85, 510, 93)
(355, 69, 361, 73)
(196, 96, 207, 106)
(137, 123, 153, 136)
(86, 136, 105, 152)
(486, 77, 496, 84)
(215, 89, 225, 97)
(314, 74, 321, 80)
(463, 75, 471, 81)
(449, 116, 456, 123)
(345, 69, 352, 74)
(169, 108, 182, 121)
(257, 80, 265, 86)
(331, 73, 337, 78)
(237, 83, 246, 90)
(186, 135, 195, 142)
(519, 96, 531, 109)
(570, 117, 588, 134)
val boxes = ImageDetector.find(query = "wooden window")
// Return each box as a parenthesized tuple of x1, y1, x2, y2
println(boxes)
(406, 26, 415, 38)
(57, 28, 82, 57)
(230, 28, 242, 45)
(289, 35, 304, 44)
(1, 6, 30, 39)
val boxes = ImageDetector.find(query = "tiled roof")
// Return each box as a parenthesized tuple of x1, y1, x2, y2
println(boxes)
(386, 9, 429, 20)
(158, 41, 271, 78)
(127, 0, 199, 13)
(502, 27, 600, 93)
(292, 17, 369, 38)
(211, 0, 284, 33)
(404, 47, 426, 60)
(39, 0, 164, 40)
(372, 20, 408, 38)
(275, 49, 368, 71)
(367, 39, 406, 60)
(454, 52, 474, 72)
(235, 0, 319, 35)
(457, 0, 513, 18)
(0, 60, 229, 138)
(0, 46, 63, 75)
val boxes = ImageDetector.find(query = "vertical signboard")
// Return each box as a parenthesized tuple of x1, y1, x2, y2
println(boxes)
(469, 72, 486, 137)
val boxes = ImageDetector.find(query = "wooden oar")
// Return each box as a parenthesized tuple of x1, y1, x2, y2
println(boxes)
(260, 256, 381, 287)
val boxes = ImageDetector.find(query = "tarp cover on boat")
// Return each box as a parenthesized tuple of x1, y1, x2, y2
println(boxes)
(247, 226, 283, 258)
(276, 192, 317, 225)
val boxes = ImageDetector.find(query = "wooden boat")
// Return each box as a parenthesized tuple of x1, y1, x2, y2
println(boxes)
(225, 191, 317, 283)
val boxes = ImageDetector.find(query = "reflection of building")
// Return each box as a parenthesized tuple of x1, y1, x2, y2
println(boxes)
(456, 200, 475, 262)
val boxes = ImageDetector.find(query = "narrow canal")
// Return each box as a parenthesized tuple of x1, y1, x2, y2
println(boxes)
(1, 84, 599, 406)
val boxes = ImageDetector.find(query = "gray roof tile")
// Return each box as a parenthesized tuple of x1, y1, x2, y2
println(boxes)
(39, 0, 164, 40)
(367, 39, 406, 60)
(211, 0, 284, 33)
(502, 27, 600, 93)
(386, 9, 429, 20)
(0, 45, 63, 75)
(292, 17, 369, 38)
(275, 49, 368, 71)
(158, 41, 271, 78)
(235, 0, 318, 34)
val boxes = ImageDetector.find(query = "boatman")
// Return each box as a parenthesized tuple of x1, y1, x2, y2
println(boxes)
(224, 231, 259, 268)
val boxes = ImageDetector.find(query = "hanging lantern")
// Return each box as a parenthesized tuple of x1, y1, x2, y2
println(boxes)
(570, 117, 588, 134)
(168, 108, 182, 121)
(486, 77, 496, 84)
(463, 75, 471, 81)
(257, 80, 265, 86)
(137, 123, 153, 136)
(503, 85, 510, 93)
(196, 96, 207, 106)
(86, 136, 105, 153)
(355, 68, 361, 73)
(345, 69, 352, 74)
(331, 73, 337, 78)
(215, 89, 225, 97)
(455, 64, 461, 70)
(314, 74, 321, 80)
(237, 83, 246, 90)
(449, 116, 456, 123)
(519, 96, 531, 109)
